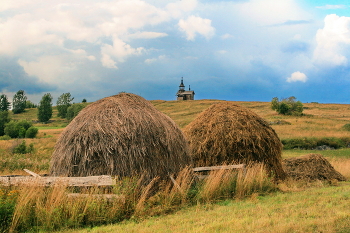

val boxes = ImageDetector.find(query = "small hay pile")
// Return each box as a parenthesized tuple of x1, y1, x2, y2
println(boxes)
(283, 154, 346, 181)
(50, 93, 191, 180)
(183, 102, 286, 180)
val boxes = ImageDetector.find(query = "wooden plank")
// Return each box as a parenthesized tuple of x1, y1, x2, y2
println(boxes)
(23, 169, 40, 177)
(193, 164, 245, 172)
(169, 175, 184, 194)
(0, 175, 115, 187)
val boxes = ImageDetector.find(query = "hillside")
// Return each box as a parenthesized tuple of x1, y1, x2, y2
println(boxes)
(1, 99, 349, 176)
(1, 99, 350, 232)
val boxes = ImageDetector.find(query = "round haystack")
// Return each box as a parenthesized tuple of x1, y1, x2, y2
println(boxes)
(282, 154, 346, 181)
(183, 102, 286, 180)
(50, 93, 191, 180)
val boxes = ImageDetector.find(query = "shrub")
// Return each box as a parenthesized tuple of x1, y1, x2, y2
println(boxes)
(0, 189, 18, 233)
(271, 96, 303, 116)
(281, 137, 350, 150)
(4, 121, 20, 138)
(0, 135, 11, 140)
(342, 124, 350, 131)
(12, 140, 34, 154)
(17, 120, 32, 131)
(25, 127, 39, 138)
(4, 120, 34, 138)
(18, 127, 26, 138)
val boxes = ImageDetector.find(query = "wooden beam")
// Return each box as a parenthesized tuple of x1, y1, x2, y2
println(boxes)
(0, 175, 115, 187)
(23, 169, 40, 177)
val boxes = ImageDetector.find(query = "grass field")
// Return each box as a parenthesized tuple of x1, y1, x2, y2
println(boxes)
(1, 100, 350, 232)
(63, 184, 350, 233)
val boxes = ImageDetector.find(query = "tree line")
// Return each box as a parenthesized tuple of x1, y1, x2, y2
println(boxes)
(0, 90, 87, 139)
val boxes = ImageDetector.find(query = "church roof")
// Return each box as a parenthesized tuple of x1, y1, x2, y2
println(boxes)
(177, 90, 195, 95)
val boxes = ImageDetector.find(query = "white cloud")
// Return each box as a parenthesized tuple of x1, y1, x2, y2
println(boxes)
(101, 37, 144, 68)
(237, 0, 309, 26)
(166, 0, 197, 18)
(221, 33, 234, 40)
(128, 31, 168, 39)
(217, 50, 227, 54)
(178, 15, 215, 41)
(18, 56, 65, 84)
(0, 14, 63, 55)
(145, 55, 166, 64)
(101, 54, 118, 69)
(313, 14, 350, 67)
(286, 71, 308, 83)
(316, 5, 346, 10)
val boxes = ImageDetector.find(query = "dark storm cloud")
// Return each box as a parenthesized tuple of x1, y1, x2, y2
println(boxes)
(0, 57, 56, 94)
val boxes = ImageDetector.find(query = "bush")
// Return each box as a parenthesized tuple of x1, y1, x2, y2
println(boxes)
(0, 135, 11, 140)
(271, 96, 303, 116)
(343, 124, 350, 131)
(17, 120, 32, 131)
(25, 127, 39, 138)
(0, 189, 18, 233)
(12, 140, 34, 154)
(4, 121, 20, 138)
(4, 120, 37, 139)
(281, 137, 350, 150)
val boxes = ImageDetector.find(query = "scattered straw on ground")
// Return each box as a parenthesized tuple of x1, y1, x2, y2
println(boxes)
(283, 154, 346, 181)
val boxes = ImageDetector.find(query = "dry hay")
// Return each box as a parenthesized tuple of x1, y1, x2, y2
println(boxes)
(283, 154, 346, 181)
(50, 93, 191, 180)
(183, 102, 286, 180)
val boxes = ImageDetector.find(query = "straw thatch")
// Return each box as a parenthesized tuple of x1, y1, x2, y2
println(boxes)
(183, 102, 286, 180)
(50, 93, 191, 180)
(283, 154, 346, 181)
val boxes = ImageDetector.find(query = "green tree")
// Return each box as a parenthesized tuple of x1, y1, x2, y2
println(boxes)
(82, 98, 87, 103)
(12, 90, 27, 114)
(0, 111, 10, 136)
(271, 97, 279, 111)
(56, 93, 74, 118)
(37, 93, 53, 123)
(271, 96, 304, 116)
(25, 100, 37, 108)
(0, 94, 11, 111)
(67, 103, 87, 121)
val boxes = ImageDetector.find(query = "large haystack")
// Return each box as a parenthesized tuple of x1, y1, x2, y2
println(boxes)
(50, 93, 191, 180)
(183, 102, 286, 180)
(283, 154, 346, 181)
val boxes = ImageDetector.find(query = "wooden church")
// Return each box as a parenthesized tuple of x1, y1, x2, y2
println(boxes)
(176, 78, 195, 100)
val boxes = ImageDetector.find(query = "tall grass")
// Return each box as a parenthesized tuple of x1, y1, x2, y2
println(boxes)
(5, 164, 276, 232)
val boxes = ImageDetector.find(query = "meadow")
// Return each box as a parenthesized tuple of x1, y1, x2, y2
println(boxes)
(0, 99, 350, 232)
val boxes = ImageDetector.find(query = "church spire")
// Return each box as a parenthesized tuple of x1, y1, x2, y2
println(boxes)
(179, 77, 185, 92)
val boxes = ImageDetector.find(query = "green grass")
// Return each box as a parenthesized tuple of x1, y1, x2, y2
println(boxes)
(63, 183, 350, 233)
(283, 148, 350, 159)
(2, 99, 350, 232)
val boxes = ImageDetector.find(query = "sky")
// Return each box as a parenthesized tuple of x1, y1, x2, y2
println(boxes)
(1, 0, 350, 104)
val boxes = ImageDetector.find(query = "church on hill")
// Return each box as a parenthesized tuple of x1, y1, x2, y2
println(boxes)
(176, 77, 195, 100)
